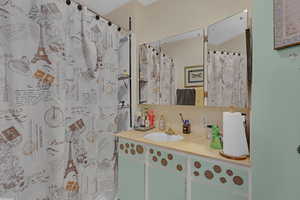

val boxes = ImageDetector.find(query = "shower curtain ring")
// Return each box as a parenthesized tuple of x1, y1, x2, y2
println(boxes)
(96, 15, 100, 20)
(66, 0, 71, 5)
(77, 4, 82, 10)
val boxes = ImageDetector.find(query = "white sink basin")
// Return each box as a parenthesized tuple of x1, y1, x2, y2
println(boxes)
(144, 132, 184, 142)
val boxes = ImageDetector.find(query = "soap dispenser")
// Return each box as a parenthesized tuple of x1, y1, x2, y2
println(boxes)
(207, 125, 223, 150)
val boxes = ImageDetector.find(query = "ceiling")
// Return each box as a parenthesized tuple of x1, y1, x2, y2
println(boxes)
(85, 0, 159, 15)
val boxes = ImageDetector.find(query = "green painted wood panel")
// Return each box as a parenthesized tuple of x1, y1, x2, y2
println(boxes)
(148, 166, 186, 200)
(148, 147, 186, 200)
(118, 155, 145, 200)
(191, 181, 247, 200)
(190, 157, 249, 194)
(252, 0, 300, 199)
(118, 139, 146, 200)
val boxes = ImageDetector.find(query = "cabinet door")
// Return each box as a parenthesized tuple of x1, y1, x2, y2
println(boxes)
(191, 182, 247, 200)
(190, 156, 249, 200)
(118, 139, 146, 200)
(148, 147, 186, 200)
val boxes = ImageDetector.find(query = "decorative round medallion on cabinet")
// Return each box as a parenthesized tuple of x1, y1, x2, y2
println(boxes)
(152, 156, 158, 162)
(136, 145, 144, 154)
(193, 171, 200, 177)
(297, 145, 300, 154)
(226, 169, 234, 176)
(130, 149, 136, 155)
(167, 154, 173, 160)
(233, 176, 244, 186)
(220, 177, 227, 184)
(205, 170, 214, 180)
(161, 159, 168, 167)
(213, 165, 222, 173)
(176, 164, 183, 172)
(149, 149, 154, 154)
(194, 161, 201, 169)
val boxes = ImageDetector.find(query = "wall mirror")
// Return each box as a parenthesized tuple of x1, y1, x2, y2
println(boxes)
(139, 29, 205, 106)
(206, 10, 250, 108)
(139, 10, 251, 108)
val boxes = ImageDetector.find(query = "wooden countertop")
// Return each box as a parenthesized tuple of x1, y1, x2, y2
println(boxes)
(116, 129, 251, 167)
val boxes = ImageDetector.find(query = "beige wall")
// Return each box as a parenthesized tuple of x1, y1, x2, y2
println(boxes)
(136, 0, 251, 44)
(208, 33, 247, 54)
(106, 0, 252, 133)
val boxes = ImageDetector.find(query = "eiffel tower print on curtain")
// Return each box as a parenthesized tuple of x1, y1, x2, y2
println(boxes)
(31, 5, 52, 65)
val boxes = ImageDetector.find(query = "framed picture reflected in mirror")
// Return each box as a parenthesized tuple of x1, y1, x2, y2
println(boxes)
(184, 65, 204, 88)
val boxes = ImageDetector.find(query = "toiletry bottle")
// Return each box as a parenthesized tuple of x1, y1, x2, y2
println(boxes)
(148, 110, 155, 128)
(158, 115, 166, 131)
(135, 112, 142, 128)
(145, 116, 150, 128)
(141, 113, 145, 127)
(183, 120, 191, 134)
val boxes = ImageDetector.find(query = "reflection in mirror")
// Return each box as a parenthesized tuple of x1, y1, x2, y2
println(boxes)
(206, 10, 249, 108)
(139, 29, 205, 106)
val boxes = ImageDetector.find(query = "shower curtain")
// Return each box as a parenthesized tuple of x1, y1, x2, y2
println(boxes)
(139, 45, 175, 105)
(139, 45, 160, 104)
(159, 54, 174, 105)
(0, 0, 129, 200)
(207, 51, 248, 108)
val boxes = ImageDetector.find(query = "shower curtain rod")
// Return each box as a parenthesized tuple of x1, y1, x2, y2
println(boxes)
(65, 0, 130, 33)
(208, 50, 241, 56)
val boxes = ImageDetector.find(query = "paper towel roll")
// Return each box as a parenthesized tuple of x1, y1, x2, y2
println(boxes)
(223, 112, 249, 157)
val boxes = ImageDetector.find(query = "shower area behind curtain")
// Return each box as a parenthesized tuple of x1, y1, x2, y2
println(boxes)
(0, 0, 130, 200)
(139, 45, 175, 105)
(206, 50, 248, 108)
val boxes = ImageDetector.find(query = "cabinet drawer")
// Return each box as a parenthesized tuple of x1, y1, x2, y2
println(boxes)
(119, 138, 146, 161)
(148, 146, 187, 174)
(190, 156, 249, 194)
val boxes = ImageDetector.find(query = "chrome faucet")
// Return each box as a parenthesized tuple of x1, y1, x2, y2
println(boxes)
(165, 128, 176, 135)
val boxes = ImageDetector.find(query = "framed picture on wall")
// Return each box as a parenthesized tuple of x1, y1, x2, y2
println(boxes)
(274, 0, 300, 49)
(184, 65, 204, 87)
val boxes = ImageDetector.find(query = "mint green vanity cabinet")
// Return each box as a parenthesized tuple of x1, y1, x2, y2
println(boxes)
(118, 138, 146, 200)
(117, 136, 250, 200)
(147, 147, 187, 200)
(190, 156, 249, 200)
